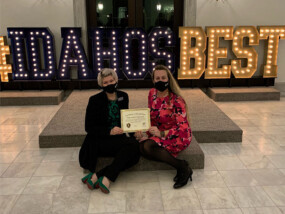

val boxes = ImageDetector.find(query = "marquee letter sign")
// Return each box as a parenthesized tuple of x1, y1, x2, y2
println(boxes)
(90, 28, 122, 79)
(259, 26, 285, 78)
(178, 27, 207, 79)
(122, 28, 148, 79)
(0, 36, 12, 82)
(8, 28, 56, 80)
(148, 27, 175, 73)
(58, 28, 89, 80)
(3, 26, 285, 82)
(205, 26, 233, 79)
(231, 26, 259, 78)
(178, 26, 285, 79)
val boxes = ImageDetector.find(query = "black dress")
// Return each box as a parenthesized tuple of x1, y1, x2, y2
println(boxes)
(79, 90, 140, 182)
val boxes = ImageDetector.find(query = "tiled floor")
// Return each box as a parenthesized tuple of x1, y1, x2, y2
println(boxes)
(0, 98, 285, 214)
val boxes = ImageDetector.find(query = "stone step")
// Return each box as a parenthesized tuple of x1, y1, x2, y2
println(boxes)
(207, 87, 280, 102)
(0, 90, 64, 106)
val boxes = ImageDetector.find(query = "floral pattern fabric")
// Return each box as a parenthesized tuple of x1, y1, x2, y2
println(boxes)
(108, 100, 120, 130)
(147, 88, 192, 157)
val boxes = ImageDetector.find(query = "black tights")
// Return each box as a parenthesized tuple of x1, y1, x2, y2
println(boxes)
(139, 139, 186, 170)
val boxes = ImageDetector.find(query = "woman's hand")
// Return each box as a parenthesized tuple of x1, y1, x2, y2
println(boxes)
(110, 126, 124, 135)
(134, 131, 143, 140)
(148, 126, 161, 137)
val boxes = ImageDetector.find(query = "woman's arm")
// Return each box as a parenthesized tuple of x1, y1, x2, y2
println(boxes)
(85, 97, 111, 136)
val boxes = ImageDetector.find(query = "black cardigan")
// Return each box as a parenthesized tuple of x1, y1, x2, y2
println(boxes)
(85, 90, 129, 137)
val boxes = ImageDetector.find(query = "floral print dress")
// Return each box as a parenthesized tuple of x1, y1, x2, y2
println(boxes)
(147, 88, 192, 157)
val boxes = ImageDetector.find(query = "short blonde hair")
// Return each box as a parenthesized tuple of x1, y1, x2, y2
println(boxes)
(97, 68, 118, 87)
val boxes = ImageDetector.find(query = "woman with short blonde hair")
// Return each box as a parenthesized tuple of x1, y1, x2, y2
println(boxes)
(79, 68, 140, 194)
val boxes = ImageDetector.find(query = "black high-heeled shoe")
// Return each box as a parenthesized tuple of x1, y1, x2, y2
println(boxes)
(173, 160, 189, 182)
(173, 166, 193, 189)
(173, 171, 181, 182)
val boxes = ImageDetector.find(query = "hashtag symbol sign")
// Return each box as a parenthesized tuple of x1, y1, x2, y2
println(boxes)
(0, 36, 12, 82)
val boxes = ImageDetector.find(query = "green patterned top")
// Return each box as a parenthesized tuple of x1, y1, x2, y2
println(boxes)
(108, 100, 120, 130)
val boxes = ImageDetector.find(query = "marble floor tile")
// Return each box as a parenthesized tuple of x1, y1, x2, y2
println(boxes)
(161, 188, 201, 211)
(263, 186, 285, 206)
(2, 162, 40, 178)
(252, 143, 285, 155)
(0, 133, 12, 143)
(33, 161, 68, 176)
(52, 191, 90, 214)
(5, 132, 36, 143)
(211, 155, 246, 170)
(0, 151, 19, 163)
(244, 134, 276, 145)
(14, 150, 48, 163)
(63, 161, 85, 176)
(272, 134, 285, 146)
(195, 187, 238, 209)
(242, 127, 264, 136)
(42, 148, 75, 162)
(0, 163, 10, 176)
(219, 169, 259, 187)
(164, 210, 203, 214)
(229, 186, 275, 208)
(280, 169, 285, 176)
(119, 170, 159, 183)
(258, 126, 285, 135)
(203, 156, 218, 171)
(203, 209, 242, 214)
(89, 191, 127, 213)
(10, 194, 53, 214)
(0, 142, 28, 152)
(199, 143, 238, 156)
(267, 155, 285, 168)
(249, 169, 285, 186)
(0, 195, 20, 214)
(192, 170, 226, 188)
(58, 175, 91, 193)
(0, 177, 30, 195)
(126, 190, 163, 212)
(157, 170, 180, 190)
(126, 181, 160, 191)
(238, 155, 276, 169)
(0, 125, 18, 133)
(241, 207, 283, 214)
(22, 176, 62, 194)
(23, 140, 41, 150)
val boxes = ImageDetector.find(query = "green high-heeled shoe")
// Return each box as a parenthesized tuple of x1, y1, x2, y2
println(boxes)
(84, 173, 99, 190)
(81, 173, 93, 184)
(98, 177, 110, 194)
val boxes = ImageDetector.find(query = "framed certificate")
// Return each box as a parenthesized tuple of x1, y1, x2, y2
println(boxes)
(121, 108, 151, 133)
